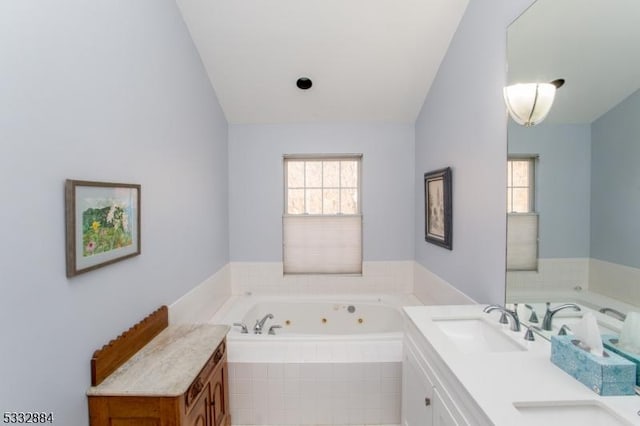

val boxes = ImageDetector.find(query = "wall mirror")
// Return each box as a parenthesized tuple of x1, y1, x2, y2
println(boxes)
(505, 0, 640, 337)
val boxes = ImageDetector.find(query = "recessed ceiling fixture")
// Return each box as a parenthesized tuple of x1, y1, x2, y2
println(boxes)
(504, 78, 565, 127)
(296, 77, 313, 90)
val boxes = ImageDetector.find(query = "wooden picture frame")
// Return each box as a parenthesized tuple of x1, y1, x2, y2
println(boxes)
(65, 180, 141, 277)
(424, 167, 452, 250)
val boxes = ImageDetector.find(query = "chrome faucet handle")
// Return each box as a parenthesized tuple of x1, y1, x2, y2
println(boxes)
(233, 322, 248, 334)
(524, 304, 539, 323)
(268, 325, 282, 335)
(523, 325, 536, 341)
(558, 324, 571, 336)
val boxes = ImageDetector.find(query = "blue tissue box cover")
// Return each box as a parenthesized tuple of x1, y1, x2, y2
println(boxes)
(602, 334, 640, 386)
(550, 335, 636, 396)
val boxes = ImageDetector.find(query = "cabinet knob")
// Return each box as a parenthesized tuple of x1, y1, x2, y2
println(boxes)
(425, 397, 431, 407)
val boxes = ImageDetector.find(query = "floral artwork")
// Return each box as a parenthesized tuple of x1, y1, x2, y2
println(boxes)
(65, 180, 141, 277)
(82, 202, 133, 257)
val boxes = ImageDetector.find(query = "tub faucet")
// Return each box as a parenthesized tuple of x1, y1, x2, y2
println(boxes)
(542, 303, 581, 331)
(268, 325, 282, 335)
(483, 305, 521, 332)
(254, 313, 274, 334)
(233, 322, 248, 334)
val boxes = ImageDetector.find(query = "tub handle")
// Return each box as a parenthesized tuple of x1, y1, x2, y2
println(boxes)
(268, 325, 282, 335)
(233, 322, 248, 334)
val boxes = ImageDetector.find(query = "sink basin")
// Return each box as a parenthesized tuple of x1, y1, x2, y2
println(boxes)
(433, 318, 525, 353)
(513, 401, 634, 426)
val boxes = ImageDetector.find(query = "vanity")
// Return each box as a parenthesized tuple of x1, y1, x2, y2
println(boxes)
(401, 305, 640, 425)
(87, 306, 231, 426)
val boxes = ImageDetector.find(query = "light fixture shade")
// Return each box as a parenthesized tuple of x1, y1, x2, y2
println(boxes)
(503, 83, 556, 127)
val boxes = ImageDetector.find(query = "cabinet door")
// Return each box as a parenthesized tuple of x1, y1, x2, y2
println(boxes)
(402, 346, 434, 426)
(185, 384, 210, 426)
(433, 388, 459, 426)
(209, 363, 229, 426)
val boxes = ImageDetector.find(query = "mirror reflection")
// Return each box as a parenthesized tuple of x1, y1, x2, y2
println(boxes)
(505, 0, 640, 338)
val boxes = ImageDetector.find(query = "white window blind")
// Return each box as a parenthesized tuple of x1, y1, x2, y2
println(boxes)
(507, 213, 538, 271)
(283, 155, 362, 275)
(283, 215, 362, 274)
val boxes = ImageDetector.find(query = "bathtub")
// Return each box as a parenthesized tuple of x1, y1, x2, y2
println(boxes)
(209, 293, 421, 425)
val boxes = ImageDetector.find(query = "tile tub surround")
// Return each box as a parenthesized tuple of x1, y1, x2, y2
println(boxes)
(230, 261, 414, 295)
(213, 294, 411, 424)
(228, 362, 402, 425)
(508, 257, 640, 308)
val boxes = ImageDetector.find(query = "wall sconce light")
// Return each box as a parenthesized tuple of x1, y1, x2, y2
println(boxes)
(504, 79, 565, 127)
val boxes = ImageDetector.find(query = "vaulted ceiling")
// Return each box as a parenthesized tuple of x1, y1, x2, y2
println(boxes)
(176, 0, 469, 124)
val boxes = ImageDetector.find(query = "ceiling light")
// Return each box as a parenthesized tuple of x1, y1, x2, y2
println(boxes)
(296, 77, 313, 90)
(504, 79, 565, 127)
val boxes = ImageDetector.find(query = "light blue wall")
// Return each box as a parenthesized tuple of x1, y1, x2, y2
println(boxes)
(508, 122, 591, 258)
(414, 0, 535, 304)
(591, 89, 640, 268)
(0, 1, 228, 424)
(229, 123, 415, 262)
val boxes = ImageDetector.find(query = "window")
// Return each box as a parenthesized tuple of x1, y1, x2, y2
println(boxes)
(507, 158, 535, 213)
(283, 155, 362, 274)
(507, 157, 538, 271)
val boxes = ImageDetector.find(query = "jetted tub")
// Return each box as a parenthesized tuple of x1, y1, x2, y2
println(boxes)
(209, 293, 421, 425)
(210, 293, 420, 362)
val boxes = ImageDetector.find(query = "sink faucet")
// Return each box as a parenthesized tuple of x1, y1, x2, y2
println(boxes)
(483, 305, 521, 332)
(542, 303, 581, 331)
(253, 313, 274, 334)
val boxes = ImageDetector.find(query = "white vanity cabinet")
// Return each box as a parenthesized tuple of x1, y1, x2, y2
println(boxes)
(402, 334, 466, 425)
(402, 318, 491, 426)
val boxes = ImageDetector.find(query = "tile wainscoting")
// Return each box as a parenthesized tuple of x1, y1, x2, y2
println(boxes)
(168, 261, 475, 324)
(507, 257, 640, 307)
(230, 261, 414, 295)
(228, 362, 402, 426)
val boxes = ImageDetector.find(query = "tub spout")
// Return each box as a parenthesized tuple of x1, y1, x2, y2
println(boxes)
(254, 313, 274, 334)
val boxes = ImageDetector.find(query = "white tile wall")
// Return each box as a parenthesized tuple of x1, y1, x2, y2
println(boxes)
(506, 258, 589, 293)
(589, 258, 640, 307)
(413, 262, 475, 305)
(169, 264, 231, 324)
(228, 362, 402, 425)
(230, 261, 413, 295)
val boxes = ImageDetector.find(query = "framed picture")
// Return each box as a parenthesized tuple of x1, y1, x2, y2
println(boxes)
(424, 167, 452, 250)
(65, 180, 141, 277)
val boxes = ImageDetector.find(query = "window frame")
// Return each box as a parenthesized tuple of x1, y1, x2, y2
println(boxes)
(283, 154, 363, 217)
(506, 155, 539, 272)
(507, 155, 537, 214)
(282, 154, 363, 276)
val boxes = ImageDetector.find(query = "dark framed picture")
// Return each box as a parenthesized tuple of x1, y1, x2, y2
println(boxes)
(424, 167, 452, 250)
(65, 180, 141, 277)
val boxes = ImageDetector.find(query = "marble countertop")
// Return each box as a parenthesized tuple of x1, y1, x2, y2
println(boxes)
(403, 305, 640, 425)
(87, 324, 230, 397)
